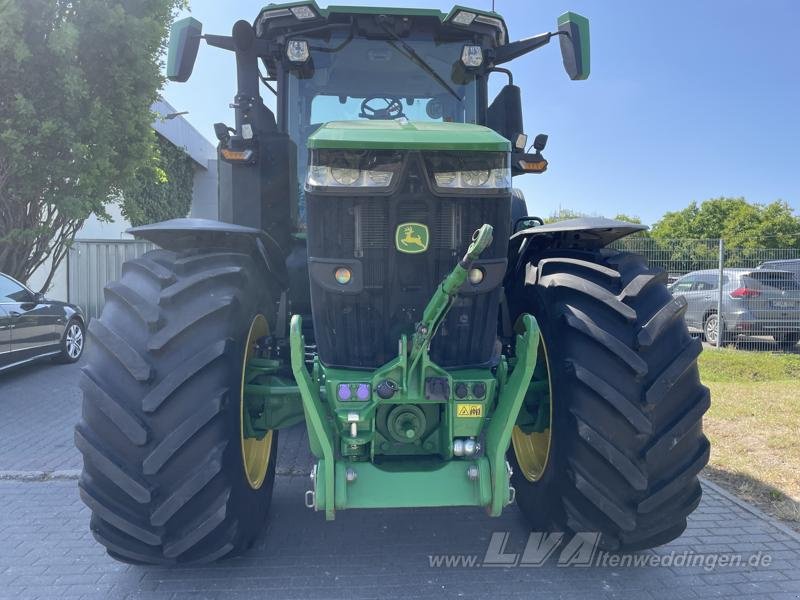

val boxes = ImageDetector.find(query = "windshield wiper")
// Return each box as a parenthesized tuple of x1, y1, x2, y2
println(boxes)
(377, 20, 462, 102)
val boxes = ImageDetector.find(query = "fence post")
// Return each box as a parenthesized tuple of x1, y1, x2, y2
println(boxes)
(716, 239, 724, 349)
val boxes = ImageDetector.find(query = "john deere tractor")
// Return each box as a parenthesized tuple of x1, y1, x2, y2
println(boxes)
(76, 2, 710, 565)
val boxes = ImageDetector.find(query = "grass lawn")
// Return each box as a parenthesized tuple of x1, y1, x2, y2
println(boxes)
(699, 348, 800, 528)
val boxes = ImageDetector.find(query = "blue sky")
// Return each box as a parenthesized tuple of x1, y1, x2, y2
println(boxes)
(163, 0, 799, 226)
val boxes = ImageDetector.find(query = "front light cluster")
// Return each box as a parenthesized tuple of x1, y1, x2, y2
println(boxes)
(306, 149, 402, 191)
(433, 168, 510, 190)
(426, 152, 511, 192)
(307, 150, 511, 193)
(308, 165, 394, 188)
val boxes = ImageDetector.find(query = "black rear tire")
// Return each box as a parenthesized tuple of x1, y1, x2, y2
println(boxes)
(76, 248, 278, 564)
(506, 248, 710, 551)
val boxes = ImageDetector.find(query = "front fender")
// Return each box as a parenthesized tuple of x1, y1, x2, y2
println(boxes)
(509, 217, 647, 252)
(506, 217, 648, 281)
(128, 218, 288, 288)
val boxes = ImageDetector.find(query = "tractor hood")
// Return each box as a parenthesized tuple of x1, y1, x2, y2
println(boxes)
(306, 121, 511, 152)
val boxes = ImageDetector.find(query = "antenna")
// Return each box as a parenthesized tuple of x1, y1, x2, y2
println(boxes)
(492, 0, 495, 11)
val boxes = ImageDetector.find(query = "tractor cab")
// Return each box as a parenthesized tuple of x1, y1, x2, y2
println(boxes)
(168, 3, 590, 237)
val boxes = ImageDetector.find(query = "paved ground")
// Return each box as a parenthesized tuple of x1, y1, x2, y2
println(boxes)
(1, 360, 800, 599)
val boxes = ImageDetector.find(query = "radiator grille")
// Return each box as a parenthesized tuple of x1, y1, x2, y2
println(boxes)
(306, 156, 510, 368)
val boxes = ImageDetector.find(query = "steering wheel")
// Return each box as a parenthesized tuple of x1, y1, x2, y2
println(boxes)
(359, 96, 405, 120)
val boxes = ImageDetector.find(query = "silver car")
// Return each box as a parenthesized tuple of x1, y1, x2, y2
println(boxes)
(669, 268, 800, 348)
(758, 259, 800, 283)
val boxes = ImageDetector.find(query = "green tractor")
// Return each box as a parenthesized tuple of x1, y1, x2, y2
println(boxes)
(76, 2, 709, 565)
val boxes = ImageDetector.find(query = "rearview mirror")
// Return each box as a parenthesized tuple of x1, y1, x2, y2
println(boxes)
(167, 17, 203, 82)
(557, 12, 590, 81)
(486, 84, 523, 147)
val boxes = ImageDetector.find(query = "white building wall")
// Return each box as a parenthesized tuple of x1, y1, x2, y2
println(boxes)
(26, 99, 218, 299)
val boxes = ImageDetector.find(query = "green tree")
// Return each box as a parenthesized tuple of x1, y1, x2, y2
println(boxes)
(651, 197, 800, 248)
(0, 0, 184, 290)
(121, 132, 195, 227)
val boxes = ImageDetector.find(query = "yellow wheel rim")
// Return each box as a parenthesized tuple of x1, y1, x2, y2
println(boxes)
(512, 336, 553, 482)
(240, 314, 273, 490)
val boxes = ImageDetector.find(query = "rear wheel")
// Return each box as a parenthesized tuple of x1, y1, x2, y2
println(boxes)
(77, 248, 278, 564)
(507, 248, 710, 551)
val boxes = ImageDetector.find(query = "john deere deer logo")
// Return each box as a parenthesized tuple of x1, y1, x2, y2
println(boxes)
(396, 223, 429, 254)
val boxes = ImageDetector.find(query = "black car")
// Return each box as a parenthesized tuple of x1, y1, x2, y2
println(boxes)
(0, 272, 86, 372)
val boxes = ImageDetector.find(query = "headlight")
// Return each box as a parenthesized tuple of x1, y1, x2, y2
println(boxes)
(330, 167, 360, 186)
(426, 152, 511, 191)
(306, 150, 402, 191)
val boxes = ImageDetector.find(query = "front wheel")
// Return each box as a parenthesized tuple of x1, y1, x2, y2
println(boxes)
(77, 248, 279, 564)
(56, 318, 85, 363)
(506, 249, 710, 551)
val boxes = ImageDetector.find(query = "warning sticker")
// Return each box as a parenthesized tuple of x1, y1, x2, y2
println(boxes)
(456, 403, 483, 418)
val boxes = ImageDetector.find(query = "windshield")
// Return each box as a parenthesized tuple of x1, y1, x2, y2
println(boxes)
(285, 31, 480, 226)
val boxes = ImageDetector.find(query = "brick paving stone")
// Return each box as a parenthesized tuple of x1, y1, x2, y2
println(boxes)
(2, 360, 800, 599)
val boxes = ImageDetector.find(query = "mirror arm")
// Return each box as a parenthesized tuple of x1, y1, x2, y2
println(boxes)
(204, 34, 270, 56)
(490, 31, 559, 66)
(204, 34, 235, 51)
(488, 67, 513, 86)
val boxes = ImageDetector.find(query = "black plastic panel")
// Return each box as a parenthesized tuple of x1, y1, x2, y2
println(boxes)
(306, 156, 510, 369)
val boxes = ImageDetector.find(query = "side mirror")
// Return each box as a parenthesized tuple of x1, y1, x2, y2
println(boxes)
(514, 216, 544, 233)
(33, 292, 45, 303)
(557, 12, 590, 81)
(167, 17, 203, 82)
(486, 84, 523, 147)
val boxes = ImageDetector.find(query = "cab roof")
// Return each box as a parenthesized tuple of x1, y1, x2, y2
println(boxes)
(256, 2, 509, 45)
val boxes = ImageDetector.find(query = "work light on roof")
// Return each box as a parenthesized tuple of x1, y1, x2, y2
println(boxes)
(290, 5, 317, 20)
(260, 7, 292, 20)
(474, 14, 507, 44)
(451, 10, 477, 26)
(286, 39, 310, 63)
(461, 45, 483, 68)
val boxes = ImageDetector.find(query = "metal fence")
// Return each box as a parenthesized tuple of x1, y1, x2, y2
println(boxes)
(612, 238, 800, 351)
(63, 236, 800, 351)
(67, 239, 155, 320)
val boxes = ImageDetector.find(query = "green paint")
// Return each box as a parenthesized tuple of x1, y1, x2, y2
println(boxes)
(333, 458, 492, 509)
(307, 121, 511, 152)
(248, 222, 539, 517)
(166, 17, 201, 81)
(242, 358, 305, 436)
(290, 315, 336, 520)
(558, 11, 591, 80)
(485, 314, 540, 516)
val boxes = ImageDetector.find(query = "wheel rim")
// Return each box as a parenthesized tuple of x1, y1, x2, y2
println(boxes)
(66, 323, 83, 359)
(705, 315, 718, 344)
(512, 336, 553, 482)
(240, 314, 273, 490)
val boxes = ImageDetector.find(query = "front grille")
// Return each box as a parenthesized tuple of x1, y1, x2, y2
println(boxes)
(306, 156, 510, 369)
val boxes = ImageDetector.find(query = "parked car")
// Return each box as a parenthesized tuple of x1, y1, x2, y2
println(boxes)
(757, 259, 800, 283)
(668, 268, 800, 348)
(0, 272, 86, 373)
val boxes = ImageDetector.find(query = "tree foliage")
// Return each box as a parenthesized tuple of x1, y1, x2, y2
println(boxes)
(0, 0, 184, 290)
(121, 132, 194, 227)
(651, 197, 800, 248)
